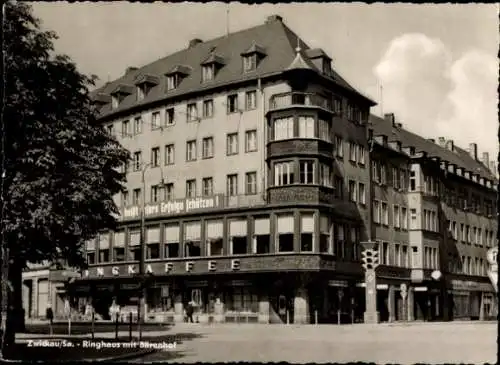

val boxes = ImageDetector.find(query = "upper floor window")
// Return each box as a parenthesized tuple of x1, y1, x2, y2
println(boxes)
(227, 94, 239, 114)
(151, 111, 161, 130)
(133, 188, 141, 205)
(122, 120, 130, 137)
(349, 142, 357, 162)
(318, 119, 330, 142)
(409, 171, 416, 191)
(165, 108, 175, 126)
(245, 130, 257, 152)
(111, 95, 119, 110)
(245, 172, 257, 195)
(151, 185, 160, 203)
(202, 137, 214, 159)
(358, 145, 366, 165)
(151, 147, 160, 167)
(186, 140, 197, 161)
(133, 151, 142, 171)
(273, 117, 294, 141)
(137, 86, 145, 101)
(347, 104, 356, 121)
(243, 55, 257, 72)
(165, 144, 175, 165)
(202, 99, 213, 118)
(227, 133, 239, 155)
(319, 163, 332, 187)
(348, 180, 357, 202)
(186, 179, 196, 198)
(227, 174, 238, 196)
(299, 160, 315, 184)
(274, 161, 294, 186)
(202, 65, 214, 82)
(245, 90, 257, 110)
(166, 74, 180, 91)
(334, 135, 343, 158)
(187, 103, 198, 122)
(202, 177, 213, 197)
(333, 97, 342, 115)
(106, 124, 114, 135)
(298, 116, 314, 138)
(133, 117, 142, 135)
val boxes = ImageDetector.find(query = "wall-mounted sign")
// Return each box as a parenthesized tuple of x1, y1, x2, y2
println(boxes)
(122, 195, 224, 219)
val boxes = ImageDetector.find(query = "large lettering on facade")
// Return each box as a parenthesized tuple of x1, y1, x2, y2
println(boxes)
(123, 195, 223, 219)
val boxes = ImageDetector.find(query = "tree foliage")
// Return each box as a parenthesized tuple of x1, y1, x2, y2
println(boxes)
(3, 1, 129, 269)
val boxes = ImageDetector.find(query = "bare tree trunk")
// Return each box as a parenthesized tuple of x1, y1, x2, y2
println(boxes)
(0, 246, 10, 358)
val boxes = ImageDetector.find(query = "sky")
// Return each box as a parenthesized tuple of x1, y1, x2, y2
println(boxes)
(30, 2, 499, 159)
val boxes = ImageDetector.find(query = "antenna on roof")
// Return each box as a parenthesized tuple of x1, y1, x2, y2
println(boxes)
(295, 35, 301, 53)
(226, 4, 230, 37)
(380, 84, 384, 116)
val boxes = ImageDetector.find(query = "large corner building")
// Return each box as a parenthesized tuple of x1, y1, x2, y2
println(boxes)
(24, 15, 498, 323)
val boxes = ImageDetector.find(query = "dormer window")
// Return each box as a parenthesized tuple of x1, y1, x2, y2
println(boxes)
(137, 86, 145, 101)
(134, 74, 159, 100)
(241, 43, 266, 73)
(305, 48, 333, 76)
(110, 84, 134, 110)
(167, 74, 180, 91)
(201, 53, 225, 83)
(322, 60, 332, 75)
(165, 65, 191, 92)
(112, 95, 119, 110)
(202, 65, 215, 82)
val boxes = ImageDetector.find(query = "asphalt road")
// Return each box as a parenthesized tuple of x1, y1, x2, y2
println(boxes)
(23, 321, 173, 335)
(127, 322, 498, 364)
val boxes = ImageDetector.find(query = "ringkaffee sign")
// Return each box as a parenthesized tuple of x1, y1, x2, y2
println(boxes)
(121, 194, 224, 219)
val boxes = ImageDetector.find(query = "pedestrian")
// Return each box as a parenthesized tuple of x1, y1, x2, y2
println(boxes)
(186, 301, 194, 323)
(46, 304, 54, 335)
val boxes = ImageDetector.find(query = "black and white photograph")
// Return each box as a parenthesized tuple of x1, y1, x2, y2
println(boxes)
(2, 2, 498, 363)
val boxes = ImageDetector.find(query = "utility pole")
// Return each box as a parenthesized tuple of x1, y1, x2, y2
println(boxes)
(137, 162, 150, 340)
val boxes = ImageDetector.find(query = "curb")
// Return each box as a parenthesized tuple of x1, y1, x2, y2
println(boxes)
(95, 349, 157, 362)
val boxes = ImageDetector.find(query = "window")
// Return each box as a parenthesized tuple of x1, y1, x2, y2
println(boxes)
(164, 183, 174, 201)
(478, 228, 482, 246)
(277, 214, 294, 253)
(400, 169, 407, 191)
(186, 140, 197, 161)
(206, 220, 223, 256)
(165, 108, 175, 126)
(358, 183, 366, 204)
(202, 177, 213, 197)
(299, 160, 315, 184)
(133, 188, 141, 205)
(392, 167, 400, 189)
(229, 219, 247, 255)
(300, 213, 314, 252)
(166, 75, 179, 90)
(113, 232, 125, 262)
(165, 144, 175, 165)
(245, 90, 257, 110)
(318, 119, 330, 142)
(410, 171, 416, 191)
(298, 116, 315, 138)
(395, 244, 401, 266)
(347, 103, 356, 121)
(202, 65, 214, 82)
(128, 230, 142, 261)
(373, 200, 380, 224)
(461, 224, 465, 241)
(274, 161, 295, 186)
(380, 163, 387, 185)
(151, 147, 160, 167)
(335, 224, 345, 258)
(137, 86, 145, 101)
(348, 180, 357, 202)
(334, 176, 344, 199)
(146, 227, 161, 260)
(394, 205, 400, 228)
(133, 117, 143, 135)
(335, 135, 343, 157)
(202, 137, 214, 159)
(111, 96, 119, 110)
(245, 130, 257, 152)
(254, 216, 271, 254)
(381, 202, 389, 225)
(243, 55, 257, 72)
(319, 215, 332, 254)
(106, 124, 114, 135)
(184, 222, 201, 257)
(187, 103, 198, 122)
(121, 190, 129, 207)
(349, 142, 357, 162)
(372, 161, 380, 183)
(402, 245, 408, 267)
(226, 133, 239, 155)
(358, 145, 366, 165)
(186, 179, 196, 198)
(245, 172, 257, 195)
(333, 97, 342, 115)
(122, 120, 130, 137)
(150, 185, 160, 203)
(227, 174, 238, 196)
(466, 225, 470, 243)
(202, 99, 213, 118)
(320, 163, 332, 187)
(227, 94, 239, 113)
(410, 209, 417, 229)
(133, 151, 142, 171)
(151, 112, 161, 130)
(273, 117, 294, 140)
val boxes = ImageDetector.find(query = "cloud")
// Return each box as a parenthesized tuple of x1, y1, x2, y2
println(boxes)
(373, 33, 498, 157)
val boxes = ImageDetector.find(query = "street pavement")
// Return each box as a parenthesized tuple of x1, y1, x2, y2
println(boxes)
(120, 322, 498, 364)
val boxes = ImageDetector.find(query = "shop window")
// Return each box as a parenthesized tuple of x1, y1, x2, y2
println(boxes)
(184, 222, 201, 257)
(300, 213, 314, 252)
(128, 230, 142, 261)
(206, 220, 223, 256)
(146, 227, 160, 260)
(253, 216, 270, 254)
(147, 285, 174, 313)
(225, 287, 258, 313)
(319, 215, 332, 254)
(230, 219, 248, 255)
(164, 224, 180, 258)
(277, 214, 294, 252)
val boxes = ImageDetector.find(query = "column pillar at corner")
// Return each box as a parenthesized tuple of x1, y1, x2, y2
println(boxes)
(173, 292, 184, 323)
(293, 286, 310, 324)
(407, 286, 415, 321)
(388, 285, 396, 322)
(32, 279, 38, 319)
(258, 293, 270, 324)
(214, 293, 225, 323)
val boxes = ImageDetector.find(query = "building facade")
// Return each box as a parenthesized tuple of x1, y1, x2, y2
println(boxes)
(40, 15, 497, 324)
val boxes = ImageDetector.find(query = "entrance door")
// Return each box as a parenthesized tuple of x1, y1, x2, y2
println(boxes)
(276, 294, 293, 323)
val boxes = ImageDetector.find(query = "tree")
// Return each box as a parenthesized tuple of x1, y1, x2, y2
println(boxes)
(1, 1, 129, 356)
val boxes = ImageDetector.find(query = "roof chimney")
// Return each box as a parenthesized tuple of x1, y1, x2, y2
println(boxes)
(125, 66, 138, 75)
(489, 160, 497, 175)
(396, 123, 402, 129)
(266, 15, 283, 24)
(468, 143, 478, 160)
(445, 140, 454, 151)
(482, 152, 489, 168)
(384, 113, 396, 126)
(438, 137, 446, 148)
(188, 38, 203, 48)
(427, 138, 435, 143)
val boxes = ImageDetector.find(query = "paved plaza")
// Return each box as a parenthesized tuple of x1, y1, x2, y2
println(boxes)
(124, 322, 498, 364)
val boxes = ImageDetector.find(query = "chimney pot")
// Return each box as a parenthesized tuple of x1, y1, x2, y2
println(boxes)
(384, 113, 396, 126)
(188, 38, 203, 48)
(266, 15, 283, 23)
(396, 123, 402, 128)
(438, 137, 446, 147)
(125, 66, 138, 75)
(445, 140, 454, 151)
(427, 138, 435, 143)
(468, 143, 478, 160)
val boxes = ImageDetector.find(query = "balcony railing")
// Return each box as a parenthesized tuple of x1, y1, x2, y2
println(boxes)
(270, 92, 333, 113)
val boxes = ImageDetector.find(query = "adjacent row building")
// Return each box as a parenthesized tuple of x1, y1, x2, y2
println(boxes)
(22, 15, 498, 323)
